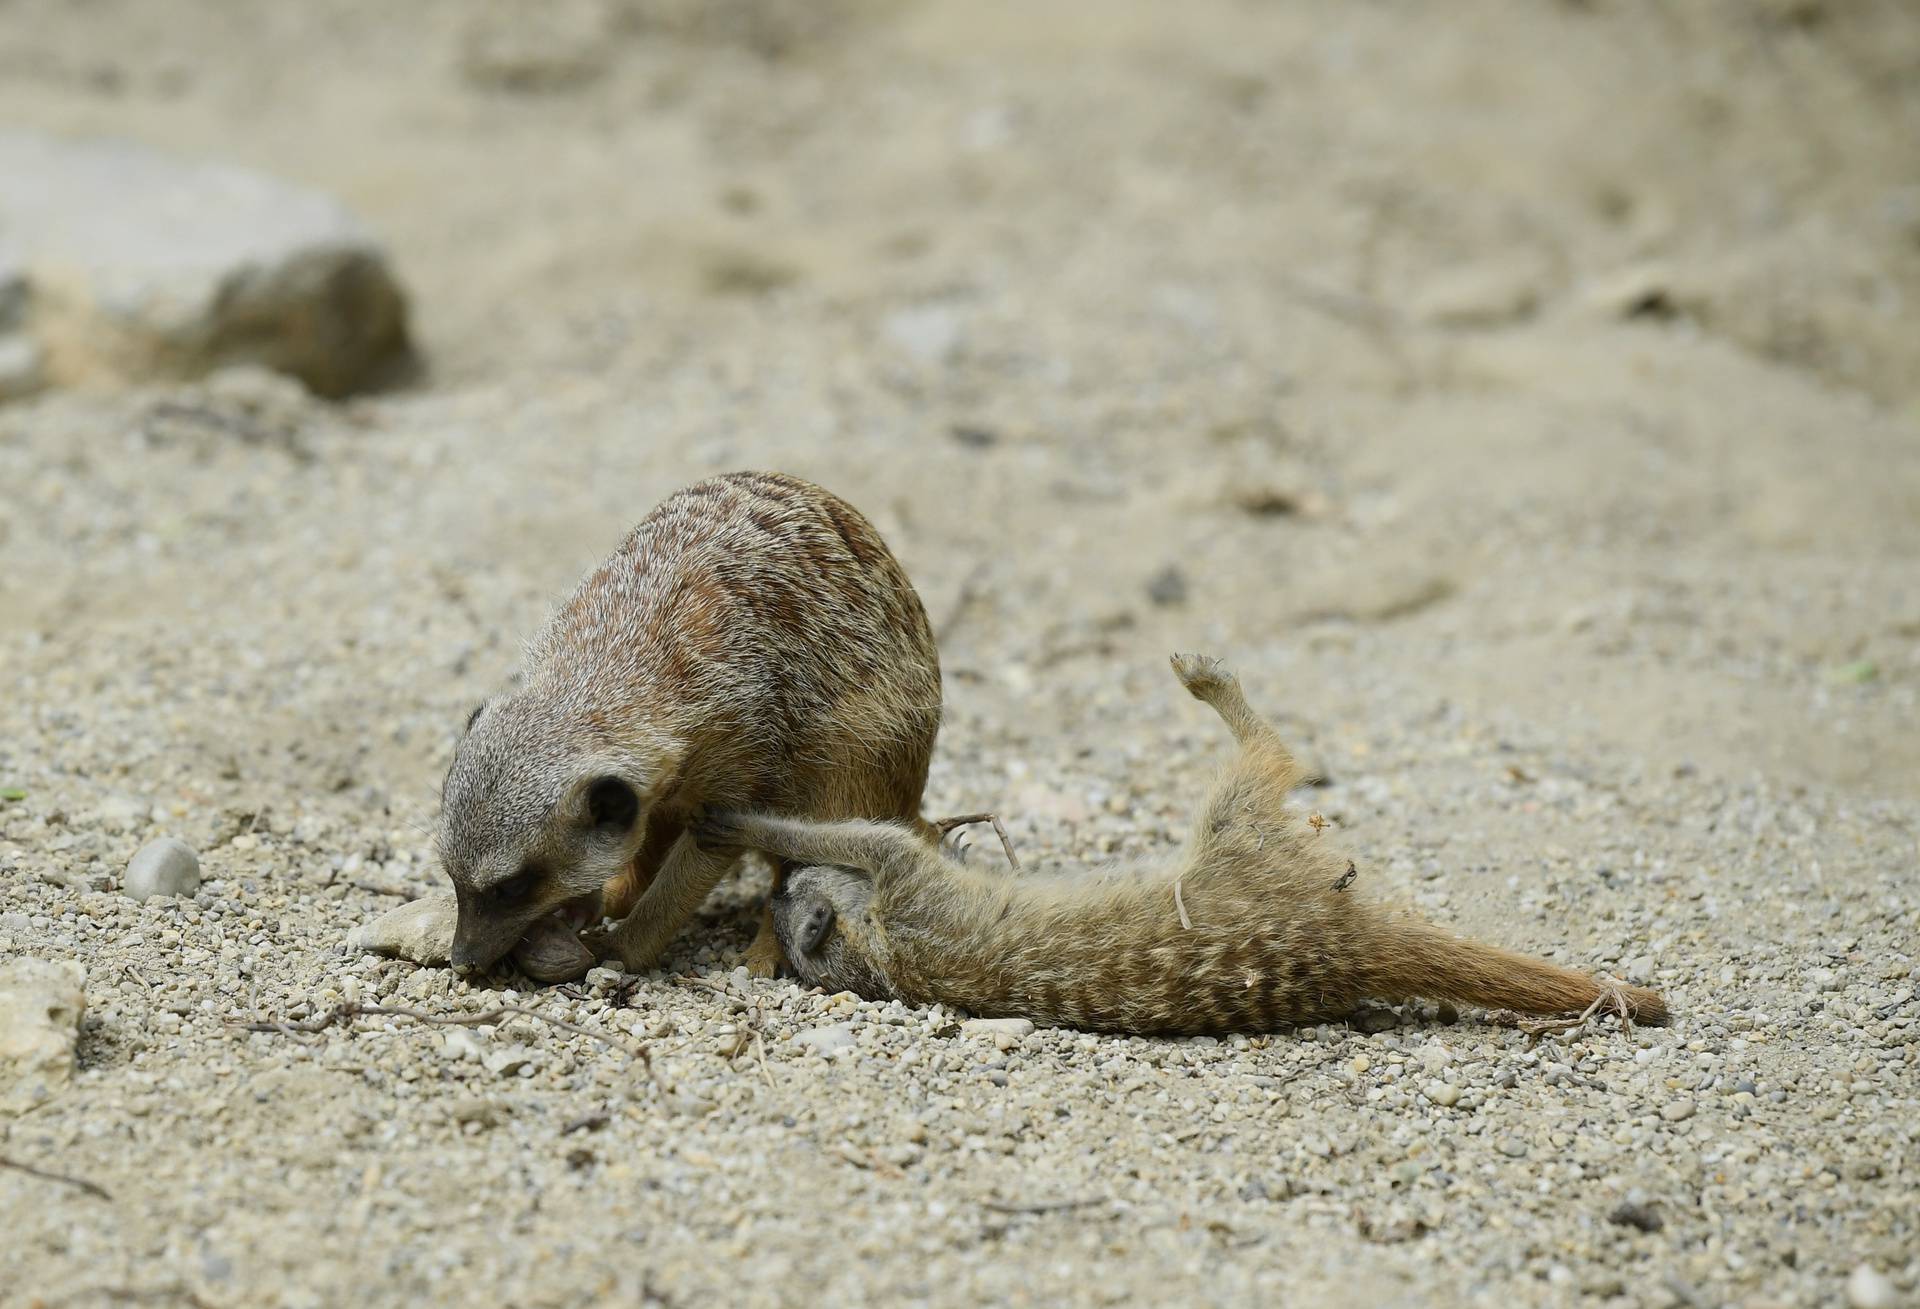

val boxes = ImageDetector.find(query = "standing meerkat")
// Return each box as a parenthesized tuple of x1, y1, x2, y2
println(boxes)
(437, 471, 943, 977)
(691, 655, 1669, 1034)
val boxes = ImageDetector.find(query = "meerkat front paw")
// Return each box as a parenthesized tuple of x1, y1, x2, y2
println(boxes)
(688, 806, 751, 854)
(741, 930, 785, 979)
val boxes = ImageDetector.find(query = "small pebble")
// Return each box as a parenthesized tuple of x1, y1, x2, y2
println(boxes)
(1425, 1081, 1461, 1107)
(795, 1024, 857, 1056)
(1660, 1100, 1696, 1123)
(1608, 1202, 1663, 1233)
(123, 838, 201, 902)
(1847, 1265, 1897, 1309)
(448, 1097, 507, 1128)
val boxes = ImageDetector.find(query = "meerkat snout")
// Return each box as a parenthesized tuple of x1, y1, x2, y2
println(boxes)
(440, 702, 655, 969)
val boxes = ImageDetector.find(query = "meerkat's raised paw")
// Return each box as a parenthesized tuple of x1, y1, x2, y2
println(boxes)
(1170, 652, 1233, 699)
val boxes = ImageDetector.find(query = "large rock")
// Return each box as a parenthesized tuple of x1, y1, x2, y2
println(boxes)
(0, 131, 413, 398)
(0, 958, 86, 1117)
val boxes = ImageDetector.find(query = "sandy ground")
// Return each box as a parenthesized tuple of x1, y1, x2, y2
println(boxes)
(2, 2, 1918, 1306)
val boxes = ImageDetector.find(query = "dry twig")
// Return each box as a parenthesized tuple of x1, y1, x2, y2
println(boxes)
(1490, 980, 1641, 1040)
(0, 1155, 113, 1201)
(935, 812, 1021, 869)
(983, 1197, 1106, 1216)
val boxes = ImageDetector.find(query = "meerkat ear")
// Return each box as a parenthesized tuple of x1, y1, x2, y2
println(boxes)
(585, 775, 639, 834)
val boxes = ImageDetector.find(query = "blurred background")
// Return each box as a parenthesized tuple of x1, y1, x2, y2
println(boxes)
(2, 0, 1914, 807)
(3, 2, 1917, 1304)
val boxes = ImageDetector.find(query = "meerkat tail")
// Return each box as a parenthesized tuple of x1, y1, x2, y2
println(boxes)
(1367, 916, 1669, 1025)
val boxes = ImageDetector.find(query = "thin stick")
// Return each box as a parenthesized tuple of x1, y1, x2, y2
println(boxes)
(983, 1197, 1106, 1216)
(349, 881, 417, 900)
(1, 1155, 113, 1201)
(1490, 980, 1639, 1040)
(934, 813, 1021, 869)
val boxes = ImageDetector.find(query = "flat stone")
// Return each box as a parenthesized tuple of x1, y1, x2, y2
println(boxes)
(0, 130, 413, 398)
(0, 958, 86, 1117)
(347, 892, 457, 966)
(124, 837, 201, 901)
(1660, 1099, 1697, 1123)
(961, 1017, 1036, 1039)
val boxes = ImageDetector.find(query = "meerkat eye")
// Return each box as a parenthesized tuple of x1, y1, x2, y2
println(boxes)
(798, 904, 837, 955)
(585, 776, 639, 834)
(491, 867, 539, 905)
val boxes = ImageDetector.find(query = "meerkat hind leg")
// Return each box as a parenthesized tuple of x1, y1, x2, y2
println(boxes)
(1170, 653, 1300, 783)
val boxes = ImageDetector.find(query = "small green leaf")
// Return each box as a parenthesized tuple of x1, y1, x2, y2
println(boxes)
(1826, 660, 1880, 685)
(0, 788, 25, 801)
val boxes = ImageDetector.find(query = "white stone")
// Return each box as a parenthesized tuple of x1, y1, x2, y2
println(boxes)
(795, 1023, 858, 1056)
(0, 958, 86, 1117)
(882, 304, 961, 364)
(124, 837, 201, 901)
(1846, 1265, 1897, 1309)
(482, 1045, 537, 1077)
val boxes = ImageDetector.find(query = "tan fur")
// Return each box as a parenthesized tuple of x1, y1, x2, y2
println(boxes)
(436, 471, 943, 976)
(696, 655, 1669, 1034)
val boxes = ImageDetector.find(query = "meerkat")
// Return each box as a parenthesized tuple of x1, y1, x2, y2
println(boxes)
(691, 655, 1669, 1034)
(437, 471, 944, 978)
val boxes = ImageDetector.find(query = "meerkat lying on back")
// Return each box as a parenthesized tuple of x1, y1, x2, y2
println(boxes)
(691, 655, 1668, 1034)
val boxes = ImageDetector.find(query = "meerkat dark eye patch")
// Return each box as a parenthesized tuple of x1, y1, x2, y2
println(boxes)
(798, 903, 837, 955)
(586, 775, 638, 833)
(491, 867, 539, 905)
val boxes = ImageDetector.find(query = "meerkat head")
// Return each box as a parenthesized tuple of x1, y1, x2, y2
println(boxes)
(438, 692, 676, 970)
(770, 864, 898, 1000)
